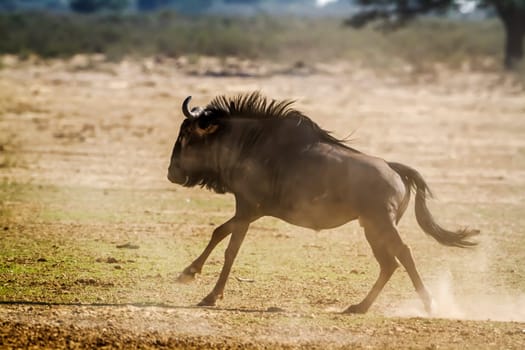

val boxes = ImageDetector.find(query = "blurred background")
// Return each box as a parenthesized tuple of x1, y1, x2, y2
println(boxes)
(1, 0, 524, 74)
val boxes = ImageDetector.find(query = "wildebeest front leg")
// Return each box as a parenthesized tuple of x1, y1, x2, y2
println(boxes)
(198, 221, 249, 306)
(177, 218, 235, 283)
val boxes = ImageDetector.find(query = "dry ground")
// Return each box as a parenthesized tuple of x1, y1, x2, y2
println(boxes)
(1, 56, 525, 349)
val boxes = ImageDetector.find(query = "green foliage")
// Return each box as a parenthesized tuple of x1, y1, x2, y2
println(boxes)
(0, 12, 505, 68)
(137, 0, 171, 11)
(0, 0, 17, 11)
(171, 0, 213, 13)
(69, 0, 129, 13)
(0, 0, 70, 11)
(136, 0, 213, 13)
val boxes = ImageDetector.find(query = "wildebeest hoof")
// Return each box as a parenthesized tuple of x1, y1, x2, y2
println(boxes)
(176, 272, 195, 284)
(342, 304, 367, 314)
(197, 295, 217, 307)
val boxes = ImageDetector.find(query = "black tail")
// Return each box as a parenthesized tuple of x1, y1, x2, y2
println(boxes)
(388, 162, 479, 248)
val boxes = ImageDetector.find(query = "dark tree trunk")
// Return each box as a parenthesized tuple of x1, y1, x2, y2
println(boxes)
(494, 1, 525, 69)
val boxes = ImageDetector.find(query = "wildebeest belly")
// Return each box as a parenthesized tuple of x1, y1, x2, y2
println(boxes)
(263, 170, 364, 230)
(262, 145, 405, 231)
(270, 197, 360, 230)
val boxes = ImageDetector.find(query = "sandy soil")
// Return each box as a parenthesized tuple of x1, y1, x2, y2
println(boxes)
(1, 56, 525, 349)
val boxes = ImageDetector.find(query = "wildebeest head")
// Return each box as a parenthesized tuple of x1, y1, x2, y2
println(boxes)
(167, 96, 222, 188)
(168, 92, 357, 194)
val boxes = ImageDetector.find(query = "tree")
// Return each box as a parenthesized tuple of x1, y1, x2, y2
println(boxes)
(223, 0, 261, 3)
(135, 0, 213, 13)
(69, 0, 129, 13)
(0, 0, 17, 11)
(137, 0, 171, 11)
(346, 0, 525, 69)
(171, 0, 213, 13)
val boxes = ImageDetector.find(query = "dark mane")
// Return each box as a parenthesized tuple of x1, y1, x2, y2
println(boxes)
(206, 92, 358, 151)
(207, 91, 299, 120)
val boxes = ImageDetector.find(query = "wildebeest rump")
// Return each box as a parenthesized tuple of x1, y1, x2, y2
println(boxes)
(167, 92, 479, 313)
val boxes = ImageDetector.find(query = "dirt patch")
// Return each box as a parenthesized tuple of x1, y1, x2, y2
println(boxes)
(1, 58, 524, 348)
(1, 304, 524, 349)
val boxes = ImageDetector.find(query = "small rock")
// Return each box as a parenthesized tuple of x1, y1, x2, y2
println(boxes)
(266, 307, 285, 313)
(106, 257, 118, 264)
(37, 257, 47, 262)
(116, 243, 139, 249)
(76, 278, 97, 285)
(235, 276, 255, 283)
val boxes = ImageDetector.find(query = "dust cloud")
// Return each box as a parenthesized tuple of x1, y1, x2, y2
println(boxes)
(388, 241, 525, 322)
(389, 271, 525, 322)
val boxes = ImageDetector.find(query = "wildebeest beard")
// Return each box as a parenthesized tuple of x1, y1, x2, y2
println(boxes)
(183, 169, 229, 194)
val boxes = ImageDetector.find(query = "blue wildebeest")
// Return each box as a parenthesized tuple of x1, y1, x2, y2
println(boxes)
(167, 92, 478, 314)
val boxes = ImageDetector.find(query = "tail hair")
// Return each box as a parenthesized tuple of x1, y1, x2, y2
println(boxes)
(388, 162, 479, 248)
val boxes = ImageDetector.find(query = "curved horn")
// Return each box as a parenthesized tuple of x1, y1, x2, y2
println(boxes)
(182, 96, 198, 119)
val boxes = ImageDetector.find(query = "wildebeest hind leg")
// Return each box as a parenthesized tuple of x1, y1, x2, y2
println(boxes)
(177, 218, 235, 283)
(390, 229, 434, 314)
(343, 226, 398, 314)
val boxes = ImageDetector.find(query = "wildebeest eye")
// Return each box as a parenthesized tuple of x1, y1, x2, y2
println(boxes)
(197, 117, 211, 130)
(197, 113, 219, 132)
